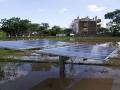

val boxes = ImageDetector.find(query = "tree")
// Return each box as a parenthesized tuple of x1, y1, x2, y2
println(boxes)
(19, 19, 31, 36)
(0, 31, 6, 38)
(50, 26, 62, 36)
(38, 23, 50, 35)
(0, 17, 31, 37)
(0, 17, 70, 37)
(97, 27, 109, 35)
(63, 28, 72, 36)
(105, 9, 120, 36)
(40, 23, 49, 30)
(28, 23, 40, 36)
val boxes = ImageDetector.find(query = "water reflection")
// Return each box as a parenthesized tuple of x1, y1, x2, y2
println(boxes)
(0, 41, 120, 90)
(0, 62, 120, 90)
(0, 63, 31, 84)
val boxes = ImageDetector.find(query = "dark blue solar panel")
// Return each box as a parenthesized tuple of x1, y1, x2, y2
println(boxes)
(0, 39, 67, 50)
(38, 44, 115, 60)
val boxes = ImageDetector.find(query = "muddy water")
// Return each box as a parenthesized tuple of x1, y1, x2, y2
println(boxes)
(0, 40, 120, 90)
(0, 62, 120, 90)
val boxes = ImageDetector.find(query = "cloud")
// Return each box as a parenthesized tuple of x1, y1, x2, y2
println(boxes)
(88, 5, 105, 12)
(59, 8, 68, 14)
(38, 9, 45, 12)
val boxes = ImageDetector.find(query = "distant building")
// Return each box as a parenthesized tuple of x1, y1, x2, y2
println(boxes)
(71, 16, 101, 35)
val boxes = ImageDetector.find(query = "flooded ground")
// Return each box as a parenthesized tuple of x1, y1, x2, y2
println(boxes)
(0, 39, 120, 90)
(1, 40, 119, 64)
(0, 62, 120, 90)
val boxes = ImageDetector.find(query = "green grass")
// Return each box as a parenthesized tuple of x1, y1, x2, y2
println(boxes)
(0, 36, 120, 42)
(0, 49, 32, 56)
(46, 36, 120, 42)
(0, 49, 18, 56)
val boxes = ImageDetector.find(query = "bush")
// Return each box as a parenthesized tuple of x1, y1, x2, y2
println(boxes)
(0, 31, 6, 38)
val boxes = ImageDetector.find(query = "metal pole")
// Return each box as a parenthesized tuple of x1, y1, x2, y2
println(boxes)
(59, 56, 68, 79)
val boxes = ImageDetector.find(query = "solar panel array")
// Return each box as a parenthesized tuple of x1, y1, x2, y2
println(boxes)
(0, 39, 67, 50)
(38, 44, 115, 60)
(0, 40, 116, 60)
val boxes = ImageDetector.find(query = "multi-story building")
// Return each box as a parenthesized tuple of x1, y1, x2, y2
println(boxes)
(71, 16, 101, 35)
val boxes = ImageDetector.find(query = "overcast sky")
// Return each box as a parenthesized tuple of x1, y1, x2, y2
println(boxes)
(0, 0, 119, 27)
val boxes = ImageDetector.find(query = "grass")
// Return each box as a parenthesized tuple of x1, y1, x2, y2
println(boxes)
(0, 48, 32, 56)
(0, 49, 19, 56)
(0, 36, 120, 42)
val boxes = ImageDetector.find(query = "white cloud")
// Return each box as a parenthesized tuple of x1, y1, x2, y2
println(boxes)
(88, 5, 105, 12)
(59, 8, 68, 14)
(38, 9, 45, 12)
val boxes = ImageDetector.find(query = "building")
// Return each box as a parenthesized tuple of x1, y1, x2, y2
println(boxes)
(71, 16, 101, 35)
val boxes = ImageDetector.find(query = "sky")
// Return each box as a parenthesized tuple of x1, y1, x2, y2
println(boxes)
(0, 0, 120, 28)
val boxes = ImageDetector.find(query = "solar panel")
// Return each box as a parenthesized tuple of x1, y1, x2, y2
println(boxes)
(37, 44, 116, 60)
(0, 39, 68, 50)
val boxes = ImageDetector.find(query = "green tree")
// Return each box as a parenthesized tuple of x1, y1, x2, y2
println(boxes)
(0, 17, 31, 37)
(40, 23, 49, 30)
(38, 23, 50, 35)
(28, 23, 40, 36)
(97, 27, 109, 35)
(19, 19, 31, 36)
(105, 9, 120, 36)
(50, 26, 62, 36)
(63, 28, 72, 36)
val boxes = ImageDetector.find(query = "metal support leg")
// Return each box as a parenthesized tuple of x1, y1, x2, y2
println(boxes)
(59, 56, 68, 79)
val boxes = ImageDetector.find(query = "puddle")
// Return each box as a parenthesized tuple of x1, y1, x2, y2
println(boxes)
(0, 62, 120, 90)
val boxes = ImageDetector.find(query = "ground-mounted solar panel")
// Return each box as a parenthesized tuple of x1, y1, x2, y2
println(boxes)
(0, 39, 68, 50)
(37, 44, 116, 60)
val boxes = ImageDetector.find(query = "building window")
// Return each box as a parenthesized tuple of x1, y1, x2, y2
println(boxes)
(83, 28, 88, 32)
(84, 23, 88, 27)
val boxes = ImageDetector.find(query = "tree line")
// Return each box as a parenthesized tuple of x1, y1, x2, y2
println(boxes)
(0, 17, 72, 37)
(98, 9, 120, 36)
(0, 9, 120, 37)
